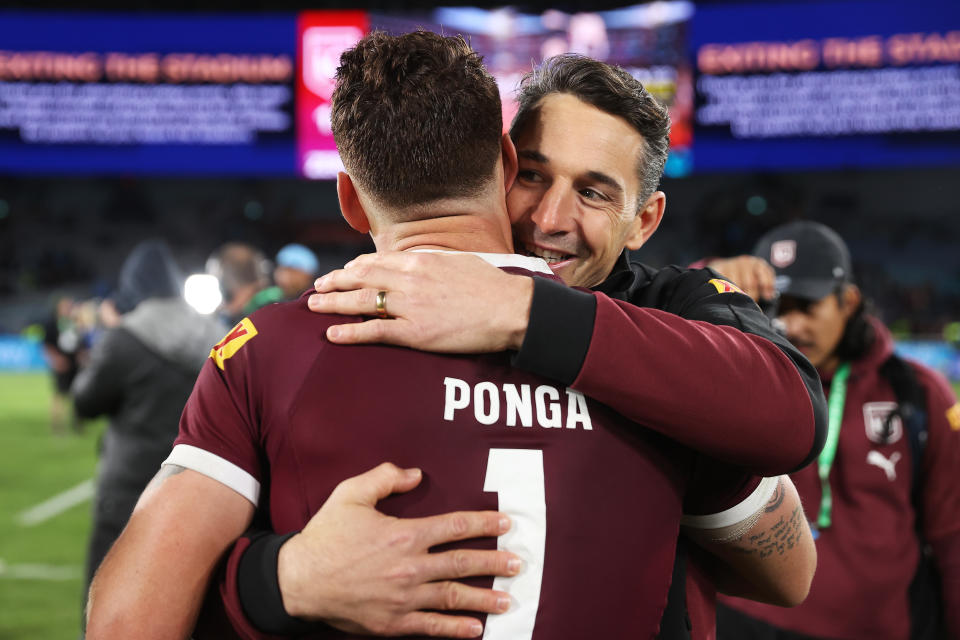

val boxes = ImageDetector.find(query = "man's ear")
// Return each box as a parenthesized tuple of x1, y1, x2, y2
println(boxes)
(840, 284, 862, 317)
(624, 191, 666, 251)
(337, 172, 370, 234)
(501, 133, 519, 192)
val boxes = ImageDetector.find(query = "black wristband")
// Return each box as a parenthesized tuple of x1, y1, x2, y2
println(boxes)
(512, 277, 596, 386)
(237, 530, 320, 635)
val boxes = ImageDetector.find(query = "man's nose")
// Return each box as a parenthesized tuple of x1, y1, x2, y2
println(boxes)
(530, 183, 575, 234)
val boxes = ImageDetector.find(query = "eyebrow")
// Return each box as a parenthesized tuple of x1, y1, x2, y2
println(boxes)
(585, 171, 624, 198)
(518, 149, 548, 163)
(519, 149, 624, 197)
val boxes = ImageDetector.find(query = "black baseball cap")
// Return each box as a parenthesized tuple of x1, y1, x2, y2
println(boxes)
(753, 221, 852, 301)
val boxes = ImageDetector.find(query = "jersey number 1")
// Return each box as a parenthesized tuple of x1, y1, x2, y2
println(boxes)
(482, 448, 546, 639)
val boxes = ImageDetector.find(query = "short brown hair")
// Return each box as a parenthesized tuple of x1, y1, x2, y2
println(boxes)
(332, 31, 503, 210)
(510, 54, 671, 207)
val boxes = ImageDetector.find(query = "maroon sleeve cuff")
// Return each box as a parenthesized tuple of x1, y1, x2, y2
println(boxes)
(511, 277, 596, 386)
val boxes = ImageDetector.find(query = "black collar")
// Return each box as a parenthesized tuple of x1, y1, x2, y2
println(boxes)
(594, 251, 636, 297)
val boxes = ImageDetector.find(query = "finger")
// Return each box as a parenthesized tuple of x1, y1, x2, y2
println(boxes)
(413, 510, 511, 548)
(390, 611, 485, 638)
(326, 318, 414, 346)
(412, 581, 512, 615)
(757, 262, 777, 300)
(310, 289, 407, 318)
(334, 462, 423, 506)
(418, 548, 523, 582)
(314, 265, 404, 294)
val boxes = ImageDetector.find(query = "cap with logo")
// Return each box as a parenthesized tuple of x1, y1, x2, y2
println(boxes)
(752, 221, 852, 301)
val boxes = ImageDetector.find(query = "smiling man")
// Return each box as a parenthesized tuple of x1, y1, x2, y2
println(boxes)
(509, 92, 656, 288)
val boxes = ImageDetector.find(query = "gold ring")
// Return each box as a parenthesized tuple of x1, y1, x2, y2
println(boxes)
(375, 291, 388, 318)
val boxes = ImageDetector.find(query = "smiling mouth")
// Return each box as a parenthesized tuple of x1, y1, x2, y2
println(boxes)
(521, 243, 576, 265)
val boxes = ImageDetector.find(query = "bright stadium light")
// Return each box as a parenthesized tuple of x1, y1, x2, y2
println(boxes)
(184, 274, 222, 315)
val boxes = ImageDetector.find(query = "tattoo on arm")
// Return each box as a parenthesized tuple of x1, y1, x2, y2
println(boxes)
(142, 464, 188, 495)
(730, 506, 806, 559)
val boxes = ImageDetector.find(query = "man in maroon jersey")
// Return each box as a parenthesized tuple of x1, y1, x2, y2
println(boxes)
(86, 32, 815, 640)
(718, 222, 960, 639)
(235, 55, 825, 640)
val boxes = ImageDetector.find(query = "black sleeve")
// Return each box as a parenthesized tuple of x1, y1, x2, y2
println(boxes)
(237, 530, 321, 635)
(511, 277, 597, 386)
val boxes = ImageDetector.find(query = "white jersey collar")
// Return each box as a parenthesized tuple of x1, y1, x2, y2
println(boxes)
(410, 249, 553, 275)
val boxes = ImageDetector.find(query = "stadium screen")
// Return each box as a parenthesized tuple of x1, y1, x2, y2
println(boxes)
(0, 5, 693, 178)
(690, 0, 960, 171)
(0, 1, 957, 177)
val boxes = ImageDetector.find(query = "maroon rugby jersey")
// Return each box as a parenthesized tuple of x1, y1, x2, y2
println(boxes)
(169, 254, 761, 640)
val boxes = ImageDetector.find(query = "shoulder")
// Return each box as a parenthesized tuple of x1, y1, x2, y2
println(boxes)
(905, 358, 959, 413)
(624, 260, 761, 320)
(245, 297, 353, 342)
(211, 299, 356, 370)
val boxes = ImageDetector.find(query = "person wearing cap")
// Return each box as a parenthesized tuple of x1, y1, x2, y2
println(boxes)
(717, 221, 960, 640)
(71, 239, 226, 632)
(244, 243, 320, 314)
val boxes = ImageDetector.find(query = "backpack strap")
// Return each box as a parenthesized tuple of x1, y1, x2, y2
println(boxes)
(878, 353, 928, 513)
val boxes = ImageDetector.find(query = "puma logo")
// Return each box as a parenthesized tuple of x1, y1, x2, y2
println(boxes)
(866, 450, 901, 481)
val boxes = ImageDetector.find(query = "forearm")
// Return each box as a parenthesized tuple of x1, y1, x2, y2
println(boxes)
(581, 296, 816, 472)
(516, 279, 822, 474)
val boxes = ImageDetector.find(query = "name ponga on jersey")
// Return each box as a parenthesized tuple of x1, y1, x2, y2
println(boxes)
(443, 377, 592, 430)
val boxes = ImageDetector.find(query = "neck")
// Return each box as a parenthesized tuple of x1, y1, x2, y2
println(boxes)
(371, 199, 514, 254)
(819, 354, 842, 378)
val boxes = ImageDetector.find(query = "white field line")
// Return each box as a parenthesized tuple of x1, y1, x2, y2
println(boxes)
(15, 478, 95, 527)
(0, 559, 82, 581)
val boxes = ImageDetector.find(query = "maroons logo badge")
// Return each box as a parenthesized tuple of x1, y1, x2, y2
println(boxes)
(863, 401, 903, 444)
(770, 240, 797, 268)
(210, 318, 258, 370)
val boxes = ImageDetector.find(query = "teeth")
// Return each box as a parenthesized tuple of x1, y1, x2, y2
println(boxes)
(525, 244, 571, 263)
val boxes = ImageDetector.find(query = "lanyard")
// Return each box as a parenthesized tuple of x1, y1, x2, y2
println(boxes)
(816, 362, 851, 529)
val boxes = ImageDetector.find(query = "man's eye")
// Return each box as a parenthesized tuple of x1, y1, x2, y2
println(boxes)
(580, 188, 603, 200)
(517, 170, 542, 183)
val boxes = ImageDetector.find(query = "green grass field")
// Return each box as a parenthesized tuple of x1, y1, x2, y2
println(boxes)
(0, 371, 958, 639)
(0, 373, 104, 639)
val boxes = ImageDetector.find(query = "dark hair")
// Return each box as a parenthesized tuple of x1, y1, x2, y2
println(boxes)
(835, 292, 876, 362)
(332, 31, 503, 211)
(509, 54, 671, 207)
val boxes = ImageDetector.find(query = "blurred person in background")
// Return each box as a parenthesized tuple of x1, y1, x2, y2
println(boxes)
(244, 243, 319, 313)
(71, 239, 225, 628)
(42, 294, 83, 434)
(205, 242, 271, 325)
(718, 221, 960, 640)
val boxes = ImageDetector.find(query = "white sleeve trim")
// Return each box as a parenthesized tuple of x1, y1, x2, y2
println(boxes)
(681, 475, 780, 530)
(163, 444, 260, 507)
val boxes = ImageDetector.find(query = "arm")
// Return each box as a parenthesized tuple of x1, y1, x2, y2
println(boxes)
(86, 464, 255, 639)
(70, 328, 131, 418)
(309, 252, 825, 474)
(219, 463, 520, 639)
(683, 475, 816, 607)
